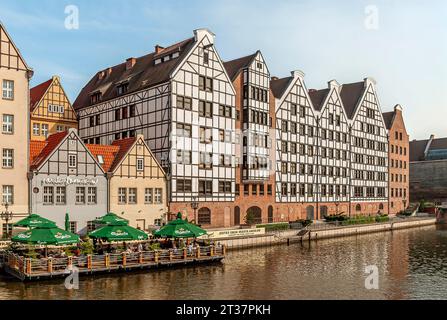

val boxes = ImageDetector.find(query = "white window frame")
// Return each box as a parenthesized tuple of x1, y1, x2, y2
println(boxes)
(43, 186, 54, 205)
(87, 187, 97, 204)
(2, 80, 14, 100)
(2, 185, 13, 204)
(68, 154, 77, 168)
(75, 187, 85, 204)
(55, 186, 66, 205)
(154, 188, 162, 204)
(2, 114, 13, 134)
(56, 125, 64, 132)
(145, 188, 153, 204)
(33, 123, 40, 136)
(128, 188, 137, 204)
(137, 158, 144, 171)
(2, 149, 13, 168)
(118, 188, 127, 204)
(41, 123, 49, 138)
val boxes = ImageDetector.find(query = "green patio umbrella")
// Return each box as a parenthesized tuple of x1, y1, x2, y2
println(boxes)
(89, 221, 148, 242)
(13, 214, 57, 229)
(12, 223, 80, 245)
(153, 213, 207, 239)
(65, 212, 70, 231)
(93, 212, 129, 225)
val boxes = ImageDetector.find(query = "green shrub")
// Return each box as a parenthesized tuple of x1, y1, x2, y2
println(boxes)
(81, 241, 94, 255)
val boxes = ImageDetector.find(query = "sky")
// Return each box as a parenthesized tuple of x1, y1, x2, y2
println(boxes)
(0, 0, 446, 140)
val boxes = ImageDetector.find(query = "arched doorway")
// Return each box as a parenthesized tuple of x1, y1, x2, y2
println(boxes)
(234, 206, 241, 225)
(246, 206, 262, 224)
(355, 204, 361, 212)
(306, 206, 314, 220)
(268, 206, 274, 223)
(198, 208, 211, 225)
(379, 203, 384, 211)
(320, 206, 328, 218)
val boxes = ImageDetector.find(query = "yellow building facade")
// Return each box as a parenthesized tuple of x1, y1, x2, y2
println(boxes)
(30, 76, 78, 141)
(88, 135, 168, 230)
(0, 23, 33, 236)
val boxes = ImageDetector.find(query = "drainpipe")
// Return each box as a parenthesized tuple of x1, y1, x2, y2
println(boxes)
(27, 172, 33, 214)
(106, 172, 112, 213)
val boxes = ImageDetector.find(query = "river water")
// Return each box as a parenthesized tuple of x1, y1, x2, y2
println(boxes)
(1, 225, 446, 300)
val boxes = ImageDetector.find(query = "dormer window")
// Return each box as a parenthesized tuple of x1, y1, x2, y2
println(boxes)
(117, 82, 129, 96)
(91, 92, 102, 104)
(97, 155, 104, 165)
(163, 56, 170, 62)
(203, 51, 209, 65)
(155, 58, 162, 65)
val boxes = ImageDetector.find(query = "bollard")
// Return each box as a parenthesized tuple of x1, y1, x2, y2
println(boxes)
(183, 248, 187, 260)
(26, 258, 31, 275)
(169, 250, 173, 261)
(222, 245, 226, 256)
(196, 246, 201, 258)
(139, 252, 143, 264)
(87, 255, 92, 269)
(210, 246, 214, 257)
(68, 256, 73, 270)
(104, 254, 110, 268)
(154, 251, 159, 263)
(47, 258, 53, 273)
(122, 252, 127, 267)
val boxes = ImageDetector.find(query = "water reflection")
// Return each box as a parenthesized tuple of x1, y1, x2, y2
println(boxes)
(1, 225, 446, 300)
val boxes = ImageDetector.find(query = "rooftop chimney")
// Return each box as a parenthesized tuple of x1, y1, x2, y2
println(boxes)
(126, 57, 136, 70)
(155, 45, 164, 54)
(271, 76, 279, 81)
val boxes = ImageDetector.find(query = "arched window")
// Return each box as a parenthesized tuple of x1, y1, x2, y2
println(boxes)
(355, 204, 361, 212)
(268, 206, 274, 223)
(379, 203, 384, 210)
(320, 206, 328, 218)
(198, 208, 211, 225)
(234, 206, 240, 225)
(246, 206, 262, 224)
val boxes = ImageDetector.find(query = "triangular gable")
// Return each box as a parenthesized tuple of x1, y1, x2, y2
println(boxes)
(170, 29, 236, 96)
(319, 87, 350, 123)
(110, 136, 166, 177)
(30, 129, 105, 173)
(275, 72, 317, 119)
(248, 51, 271, 78)
(0, 22, 31, 71)
(351, 82, 387, 129)
(30, 76, 77, 121)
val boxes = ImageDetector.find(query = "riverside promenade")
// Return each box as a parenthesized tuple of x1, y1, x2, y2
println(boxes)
(208, 217, 436, 250)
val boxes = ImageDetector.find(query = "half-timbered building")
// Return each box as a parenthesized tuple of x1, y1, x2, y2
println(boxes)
(272, 71, 319, 220)
(340, 78, 388, 215)
(87, 134, 168, 230)
(0, 22, 33, 237)
(223, 51, 276, 225)
(73, 29, 236, 227)
(29, 129, 108, 234)
(30, 76, 78, 141)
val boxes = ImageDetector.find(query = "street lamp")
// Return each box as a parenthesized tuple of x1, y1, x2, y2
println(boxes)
(1, 202, 13, 239)
(190, 196, 199, 224)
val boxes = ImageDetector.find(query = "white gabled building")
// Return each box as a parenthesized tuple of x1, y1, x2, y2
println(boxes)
(74, 29, 236, 227)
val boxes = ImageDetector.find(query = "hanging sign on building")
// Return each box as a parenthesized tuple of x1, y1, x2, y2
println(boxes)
(41, 176, 99, 186)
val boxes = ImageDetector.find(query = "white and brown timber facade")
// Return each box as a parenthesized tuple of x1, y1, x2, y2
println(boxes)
(74, 29, 409, 228)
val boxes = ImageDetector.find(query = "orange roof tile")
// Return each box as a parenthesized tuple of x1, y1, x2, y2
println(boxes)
(109, 137, 137, 172)
(30, 79, 53, 112)
(30, 131, 68, 170)
(29, 140, 46, 165)
(86, 144, 120, 172)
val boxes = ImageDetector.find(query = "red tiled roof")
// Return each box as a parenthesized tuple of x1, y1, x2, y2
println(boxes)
(109, 137, 137, 172)
(86, 144, 120, 172)
(30, 79, 53, 112)
(30, 131, 68, 170)
(223, 52, 257, 81)
(29, 140, 46, 165)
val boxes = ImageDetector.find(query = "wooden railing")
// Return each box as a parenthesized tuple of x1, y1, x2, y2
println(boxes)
(5, 245, 225, 278)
